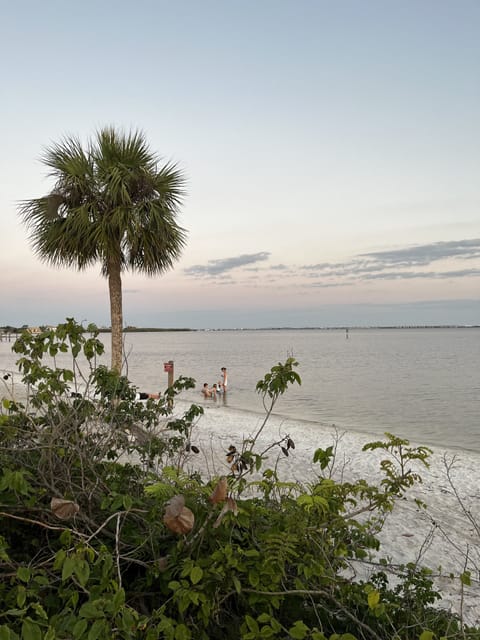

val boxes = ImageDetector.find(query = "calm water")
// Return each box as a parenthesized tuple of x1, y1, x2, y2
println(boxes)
(1, 328, 479, 452)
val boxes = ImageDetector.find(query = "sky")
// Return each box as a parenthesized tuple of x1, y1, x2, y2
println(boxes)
(1, 0, 479, 329)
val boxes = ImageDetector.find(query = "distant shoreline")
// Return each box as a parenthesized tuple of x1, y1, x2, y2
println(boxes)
(113, 324, 480, 332)
(2, 325, 479, 338)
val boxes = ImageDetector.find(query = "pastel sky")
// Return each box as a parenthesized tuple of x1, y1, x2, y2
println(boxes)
(1, 0, 479, 328)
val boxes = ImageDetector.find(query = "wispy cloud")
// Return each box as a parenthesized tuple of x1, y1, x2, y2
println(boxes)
(360, 239, 480, 266)
(310, 281, 351, 288)
(183, 240, 480, 289)
(300, 239, 480, 285)
(360, 268, 480, 281)
(184, 252, 271, 278)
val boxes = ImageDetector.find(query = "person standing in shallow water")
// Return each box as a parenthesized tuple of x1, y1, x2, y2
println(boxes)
(202, 383, 212, 398)
(220, 367, 228, 393)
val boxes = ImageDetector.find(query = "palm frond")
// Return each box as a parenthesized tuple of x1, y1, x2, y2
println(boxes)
(19, 125, 188, 371)
(19, 125, 187, 276)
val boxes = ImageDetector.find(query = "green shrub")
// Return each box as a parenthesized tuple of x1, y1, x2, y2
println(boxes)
(0, 320, 477, 639)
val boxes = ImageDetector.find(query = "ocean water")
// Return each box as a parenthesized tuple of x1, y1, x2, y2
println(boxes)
(1, 328, 479, 452)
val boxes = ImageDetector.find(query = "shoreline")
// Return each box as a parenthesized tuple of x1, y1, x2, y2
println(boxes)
(187, 391, 480, 456)
(175, 399, 480, 626)
(3, 327, 479, 454)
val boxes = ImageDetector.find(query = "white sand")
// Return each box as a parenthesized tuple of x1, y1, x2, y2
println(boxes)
(177, 398, 480, 627)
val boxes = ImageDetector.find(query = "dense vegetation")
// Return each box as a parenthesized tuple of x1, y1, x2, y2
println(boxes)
(0, 320, 478, 639)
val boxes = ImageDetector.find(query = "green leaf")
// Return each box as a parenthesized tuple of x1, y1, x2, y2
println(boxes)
(419, 632, 434, 640)
(0, 470, 31, 495)
(168, 580, 181, 591)
(232, 575, 242, 594)
(312, 495, 329, 511)
(87, 619, 106, 640)
(53, 549, 66, 571)
(73, 619, 88, 639)
(257, 614, 270, 624)
(0, 627, 10, 640)
(144, 482, 173, 498)
(288, 620, 309, 639)
(63, 369, 74, 382)
(460, 570, 471, 586)
(297, 494, 313, 508)
(16, 586, 26, 608)
(112, 588, 126, 610)
(248, 570, 259, 588)
(270, 618, 282, 633)
(59, 530, 72, 546)
(21, 620, 42, 640)
(29, 604, 47, 621)
(367, 589, 380, 608)
(61, 556, 76, 581)
(174, 624, 191, 640)
(79, 602, 103, 619)
(4, 609, 27, 618)
(245, 616, 259, 633)
(190, 566, 203, 585)
(16, 567, 31, 583)
(74, 559, 90, 587)
(313, 446, 334, 469)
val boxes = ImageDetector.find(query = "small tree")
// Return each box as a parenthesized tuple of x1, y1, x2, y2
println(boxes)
(19, 127, 187, 372)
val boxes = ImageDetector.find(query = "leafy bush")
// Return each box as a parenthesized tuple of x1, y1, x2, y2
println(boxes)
(0, 320, 478, 639)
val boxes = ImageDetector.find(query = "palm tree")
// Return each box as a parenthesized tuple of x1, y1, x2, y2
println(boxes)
(19, 127, 187, 372)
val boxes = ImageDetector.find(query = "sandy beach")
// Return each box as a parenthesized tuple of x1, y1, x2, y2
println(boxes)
(177, 398, 480, 626)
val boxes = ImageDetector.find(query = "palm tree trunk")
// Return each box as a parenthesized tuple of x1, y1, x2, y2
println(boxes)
(107, 257, 123, 373)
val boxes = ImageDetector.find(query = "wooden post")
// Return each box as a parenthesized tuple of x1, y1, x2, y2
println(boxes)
(167, 360, 174, 389)
(164, 360, 174, 409)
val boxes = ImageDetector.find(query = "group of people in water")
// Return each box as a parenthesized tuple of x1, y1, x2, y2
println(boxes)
(202, 366, 228, 400)
(129, 366, 228, 403)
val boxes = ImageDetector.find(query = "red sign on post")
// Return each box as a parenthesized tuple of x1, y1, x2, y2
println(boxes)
(163, 362, 173, 372)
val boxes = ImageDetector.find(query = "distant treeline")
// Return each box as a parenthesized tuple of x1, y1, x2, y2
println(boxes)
(121, 327, 194, 333)
(244, 325, 480, 330)
(0, 326, 195, 334)
(2, 325, 479, 335)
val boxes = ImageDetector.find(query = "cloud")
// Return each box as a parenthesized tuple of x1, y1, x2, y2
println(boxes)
(360, 268, 480, 281)
(302, 260, 383, 277)
(310, 281, 351, 288)
(184, 252, 271, 278)
(182, 239, 480, 290)
(360, 239, 480, 267)
(299, 239, 480, 286)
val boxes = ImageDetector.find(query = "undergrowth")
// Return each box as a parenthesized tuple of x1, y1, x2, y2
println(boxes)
(0, 320, 478, 639)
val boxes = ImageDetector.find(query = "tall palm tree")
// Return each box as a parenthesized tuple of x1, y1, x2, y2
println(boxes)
(19, 127, 187, 372)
